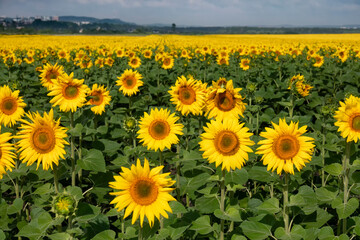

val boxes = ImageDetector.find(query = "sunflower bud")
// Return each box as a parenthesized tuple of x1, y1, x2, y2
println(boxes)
(246, 83, 256, 93)
(255, 96, 264, 104)
(123, 116, 137, 132)
(52, 193, 76, 217)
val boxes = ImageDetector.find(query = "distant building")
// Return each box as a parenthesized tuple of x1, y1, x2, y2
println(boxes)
(51, 16, 59, 21)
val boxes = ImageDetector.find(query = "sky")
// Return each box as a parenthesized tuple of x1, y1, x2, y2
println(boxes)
(0, 0, 359, 27)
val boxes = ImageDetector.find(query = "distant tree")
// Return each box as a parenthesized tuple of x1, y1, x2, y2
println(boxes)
(172, 23, 176, 33)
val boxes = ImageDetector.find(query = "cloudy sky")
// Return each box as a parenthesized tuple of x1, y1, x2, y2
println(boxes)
(0, 0, 359, 27)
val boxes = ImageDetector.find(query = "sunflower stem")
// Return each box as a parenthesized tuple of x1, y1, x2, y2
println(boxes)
(321, 131, 326, 187)
(121, 209, 125, 240)
(138, 222, 143, 240)
(248, 96, 252, 125)
(159, 150, 164, 229)
(53, 165, 59, 194)
(70, 111, 76, 187)
(283, 173, 290, 234)
(289, 91, 295, 119)
(78, 133, 83, 187)
(220, 169, 226, 240)
(176, 144, 181, 215)
(343, 141, 351, 234)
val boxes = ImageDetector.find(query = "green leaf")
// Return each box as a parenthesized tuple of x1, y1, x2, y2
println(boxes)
(324, 163, 342, 176)
(318, 226, 334, 240)
(7, 198, 23, 215)
(99, 139, 120, 154)
(231, 235, 247, 240)
(298, 186, 317, 215)
(65, 186, 83, 202)
(240, 220, 272, 240)
(214, 207, 242, 222)
(17, 225, 42, 239)
(168, 226, 188, 240)
(182, 150, 203, 161)
(68, 123, 83, 137)
(288, 194, 305, 207)
(48, 233, 72, 240)
(256, 198, 281, 214)
(33, 183, 53, 195)
(190, 215, 213, 235)
(248, 166, 276, 183)
(91, 230, 116, 240)
(195, 196, 220, 214)
(0, 230, 6, 240)
(225, 168, 248, 185)
(316, 187, 338, 204)
(336, 198, 359, 219)
(169, 201, 187, 214)
(74, 202, 101, 223)
(78, 149, 106, 172)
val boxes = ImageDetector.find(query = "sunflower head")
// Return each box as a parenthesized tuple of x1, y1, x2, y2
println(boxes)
(168, 76, 206, 116)
(116, 69, 144, 97)
(48, 72, 89, 112)
(205, 80, 246, 121)
(200, 118, 254, 171)
(16, 109, 69, 170)
(39, 63, 65, 89)
(109, 158, 176, 227)
(256, 119, 315, 175)
(0, 85, 26, 127)
(87, 84, 111, 115)
(137, 108, 184, 151)
(334, 95, 360, 143)
(128, 57, 141, 69)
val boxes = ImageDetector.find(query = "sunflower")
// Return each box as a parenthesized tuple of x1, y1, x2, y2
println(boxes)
(16, 109, 69, 170)
(39, 63, 65, 89)
(87, 84, 111, 115)
(205, 80, 246, 121)
(216, 56, 229, 66)
(0, 128, 16, 179)
(168, 76, 206, 116)
(161, 55, 174, 69)
(295, 80, 313, 97)
(128, 57, 141, 69)
(137, 108, 184, 151)
(143, 49, 153, 59)
(313, 54, 324, 67)
(0, 85, 26, 127)
(240, 58, 250, 71)
(256, 119, 315, 175)
(116, 69, 144, 96)
(109, 158, 175, 227)
(199, 119, 254, 171)
(334, 95, 360, 142)
(48, 72, 89, 112)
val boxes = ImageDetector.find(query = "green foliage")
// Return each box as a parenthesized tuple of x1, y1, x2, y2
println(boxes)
(0, 40, 360, 240)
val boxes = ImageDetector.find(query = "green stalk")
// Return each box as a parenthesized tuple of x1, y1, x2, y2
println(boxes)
(70, 111, 76, 187)
(53, 165, 59, 194)
(289, 93, 294, 119)
(283, 173, 290, 234)
(121, 210, 125, 240)
(343, 142, 351, 234)
(220, 170, 226, 240)
(138, 221, 143, 240)
(159, 150, 164, 229)
(78, 133, 83, 187)
(321, 131, 326, 187)
(248, 96, 252, 125)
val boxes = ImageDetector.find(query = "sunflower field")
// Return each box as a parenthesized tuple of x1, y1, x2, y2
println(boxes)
(0, 34, 360, 240)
